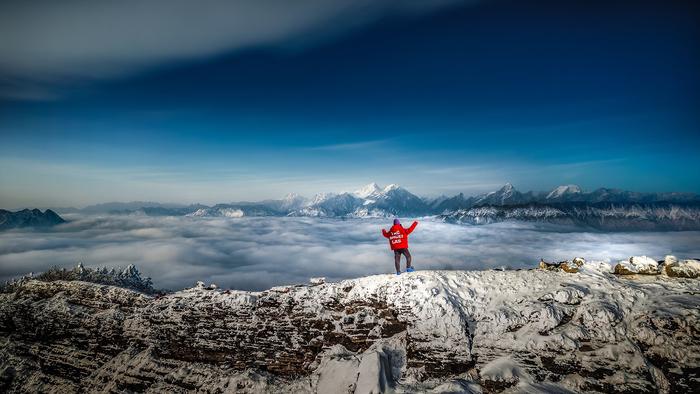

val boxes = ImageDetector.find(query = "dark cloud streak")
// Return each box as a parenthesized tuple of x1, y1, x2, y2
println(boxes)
(0, 0, 466, 100)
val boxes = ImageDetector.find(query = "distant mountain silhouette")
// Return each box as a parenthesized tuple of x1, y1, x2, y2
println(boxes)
(0, 209, 66, 230)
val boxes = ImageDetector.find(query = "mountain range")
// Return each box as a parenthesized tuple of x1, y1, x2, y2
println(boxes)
(439, 202, 700, 231)
(7, 183, 698, 230)
(48, 182, 699, 218)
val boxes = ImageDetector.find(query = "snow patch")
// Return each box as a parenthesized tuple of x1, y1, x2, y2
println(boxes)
(354, 347, 395, 394)
(480, 356, 529, 388)
(315, 345, 360, 394)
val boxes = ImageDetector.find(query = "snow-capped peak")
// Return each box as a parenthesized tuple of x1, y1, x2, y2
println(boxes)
(493, 183, 515, 198)
(546, 184, 582, 199)
(280, 192, 307, 209)
(383, 183, 402, 193)
(307, 192, 336, 206)
(472, 183, 526, 206)
(354, 183, 383, 198)
(282, 192, 301, 201)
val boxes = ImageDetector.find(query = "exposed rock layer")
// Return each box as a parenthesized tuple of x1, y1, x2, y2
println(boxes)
(1, 268, 699, 393)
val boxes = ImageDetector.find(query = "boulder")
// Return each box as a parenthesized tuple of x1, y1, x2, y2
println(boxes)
(310, 277, 326, 285)
(538, 258, 582, 273)
(560, 261, 579, 273)
(663, 255, 700, 278)
(614, 256, 660, 275)
(539, 259, 557, 271)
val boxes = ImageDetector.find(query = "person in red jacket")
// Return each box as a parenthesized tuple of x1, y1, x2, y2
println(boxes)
(382, 218, 418, 275)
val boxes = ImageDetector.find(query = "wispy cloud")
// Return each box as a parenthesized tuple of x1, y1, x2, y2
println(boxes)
(307, 139, 393, 151)
(543, 158, 627, 170)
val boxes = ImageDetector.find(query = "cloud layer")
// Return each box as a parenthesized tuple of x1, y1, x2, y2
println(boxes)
(0, 0, 463, 99)
(1, 215, 699, 291)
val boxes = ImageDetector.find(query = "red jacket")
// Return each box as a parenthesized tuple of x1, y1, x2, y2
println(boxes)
(382, 221, 418, 250)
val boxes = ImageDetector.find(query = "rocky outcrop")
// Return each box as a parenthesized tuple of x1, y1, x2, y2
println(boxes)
(614, 255, 661, 275)
(663, 255, 700, 278)
(539, 257, 585, 273)
(1, 267, 699, 393)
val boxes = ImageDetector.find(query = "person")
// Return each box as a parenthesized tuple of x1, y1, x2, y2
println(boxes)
(382, 218, 418, 275)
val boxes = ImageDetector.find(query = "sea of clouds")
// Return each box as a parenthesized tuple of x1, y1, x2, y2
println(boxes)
(1, 214, 699, 291)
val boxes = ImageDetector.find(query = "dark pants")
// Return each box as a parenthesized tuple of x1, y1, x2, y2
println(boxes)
(394, 248, 412, 272)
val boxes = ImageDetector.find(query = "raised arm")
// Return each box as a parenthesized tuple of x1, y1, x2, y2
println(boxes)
(382, 228, 390, 238)
(406, 221, 418, 234)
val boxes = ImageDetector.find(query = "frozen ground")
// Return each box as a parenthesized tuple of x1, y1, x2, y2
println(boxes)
(0, 214, 699, 290)
(1, 261, 698, 393)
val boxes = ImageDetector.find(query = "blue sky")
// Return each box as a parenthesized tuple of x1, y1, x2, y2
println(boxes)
(1, 0, 698, 208)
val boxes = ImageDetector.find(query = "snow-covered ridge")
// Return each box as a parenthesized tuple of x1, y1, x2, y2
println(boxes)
(1, 263, 698, 393)
(441, 202, 700, 230)
(187, 207, 244, 218)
